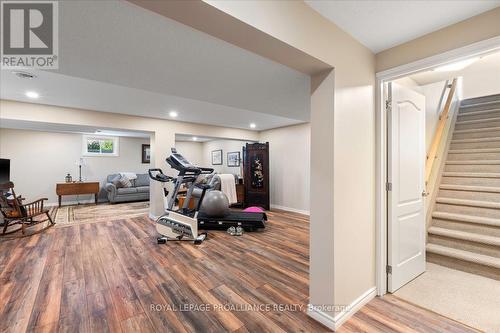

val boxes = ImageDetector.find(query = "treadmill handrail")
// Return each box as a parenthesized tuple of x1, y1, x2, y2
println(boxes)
(148, 168, 173, 183)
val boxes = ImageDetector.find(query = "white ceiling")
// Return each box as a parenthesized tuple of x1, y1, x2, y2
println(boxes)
(305, 0, 500, 53)
(0, 0, 310, 131)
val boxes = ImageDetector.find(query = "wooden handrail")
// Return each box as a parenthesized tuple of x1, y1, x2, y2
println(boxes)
(425, 78, 457, 186)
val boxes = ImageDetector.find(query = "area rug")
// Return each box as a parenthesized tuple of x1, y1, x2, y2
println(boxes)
(54, 201, 149, 227)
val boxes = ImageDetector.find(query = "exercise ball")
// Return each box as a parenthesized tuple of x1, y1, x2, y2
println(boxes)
(200, 190, 230, 217)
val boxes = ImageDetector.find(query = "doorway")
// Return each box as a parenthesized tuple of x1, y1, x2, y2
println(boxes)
(376, 38, 500, 332)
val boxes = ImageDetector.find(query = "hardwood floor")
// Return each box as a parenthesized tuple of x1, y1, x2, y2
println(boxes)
(0, 209, 479, 333)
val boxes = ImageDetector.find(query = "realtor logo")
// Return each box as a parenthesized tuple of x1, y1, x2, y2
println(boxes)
(1, 0, 58, 69)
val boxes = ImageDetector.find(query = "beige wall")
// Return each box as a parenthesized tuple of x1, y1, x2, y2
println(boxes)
(174, 141, 204, 166)
(393, 77, 422, 92)
(200, 139, 250, 177)
(0, 128, 150, 205)
(461, 58, 500, 99)
(260, 123, 310, 214)
(376, 7, 500, 72)
(420, 80, 449, 152)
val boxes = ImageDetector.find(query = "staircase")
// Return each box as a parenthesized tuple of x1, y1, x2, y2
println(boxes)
(427, 93, 500, 280)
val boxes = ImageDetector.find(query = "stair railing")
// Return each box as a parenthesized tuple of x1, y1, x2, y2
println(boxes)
(425, 78, 458, 188)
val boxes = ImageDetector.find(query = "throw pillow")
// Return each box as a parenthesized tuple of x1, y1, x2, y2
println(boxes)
(119, 175, 132, 188)
(111, 175, 123, 188)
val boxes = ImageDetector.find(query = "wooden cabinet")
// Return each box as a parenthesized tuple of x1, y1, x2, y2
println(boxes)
(56, 182, 99, 207)
(243, 142, 270, 210)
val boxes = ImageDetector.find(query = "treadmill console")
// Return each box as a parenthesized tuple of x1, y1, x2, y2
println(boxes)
(167, 152, 200, 173)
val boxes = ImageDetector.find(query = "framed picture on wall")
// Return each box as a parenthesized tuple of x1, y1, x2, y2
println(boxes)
(227, 151, 240, 167)
(211, 149, 223, 165)
(142, 144, 151, 163)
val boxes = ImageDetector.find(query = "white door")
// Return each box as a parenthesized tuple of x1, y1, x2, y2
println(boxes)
(387, 82, 426, 292)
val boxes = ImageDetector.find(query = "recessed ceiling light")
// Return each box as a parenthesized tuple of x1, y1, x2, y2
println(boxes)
(434, 57, 479, 72)
(25, 91, 39, 99)
(249, 123, 256, 129)
(13, 71, 37, 79)
(192, 136, 198, 141)
(169, 111, 178, 118)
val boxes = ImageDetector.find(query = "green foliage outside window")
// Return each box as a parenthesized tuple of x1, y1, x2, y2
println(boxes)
(87, 140, 100, 152)
(86, 138, 116, 154)
(101, 140, 114, 153)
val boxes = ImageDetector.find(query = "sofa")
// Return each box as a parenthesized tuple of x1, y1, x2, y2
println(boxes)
(105, 173, 150, 203)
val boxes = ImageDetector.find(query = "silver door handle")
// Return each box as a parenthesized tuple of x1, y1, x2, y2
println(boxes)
(422, 190, 429, 197)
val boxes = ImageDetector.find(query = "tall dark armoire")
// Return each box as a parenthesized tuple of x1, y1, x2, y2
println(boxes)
(243, 142, 270, 210)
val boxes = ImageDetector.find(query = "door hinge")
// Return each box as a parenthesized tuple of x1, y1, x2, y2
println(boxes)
(386, 265, 392, 274)
(386, 182, 392, 191)
(385, 100, 392, 110)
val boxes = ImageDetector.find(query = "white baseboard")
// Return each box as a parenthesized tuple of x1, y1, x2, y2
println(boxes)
(270, 204, 310, 216)
(149, 212, 158, 220)
(307, 287, 376, 331)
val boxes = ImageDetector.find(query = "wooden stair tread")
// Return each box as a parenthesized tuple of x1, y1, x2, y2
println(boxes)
(436, 197, 500, 209)
(426, 243, 500, 269)
(439, 184, 500, 193)
(446, 160, 500, 165)
(428, 226, 500, 247)
(442, 172, 500, 178)
(432, 211, 500, 227)
(448, 148, 500, 154)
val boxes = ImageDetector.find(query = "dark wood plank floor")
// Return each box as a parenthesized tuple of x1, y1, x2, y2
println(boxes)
(0, 209, 479, 333)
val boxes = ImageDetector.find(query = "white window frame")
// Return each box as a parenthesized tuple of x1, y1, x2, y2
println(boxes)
(82, 135, 119, 156)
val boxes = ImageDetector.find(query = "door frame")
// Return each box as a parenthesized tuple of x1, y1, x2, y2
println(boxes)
(375, 36, 500, 296)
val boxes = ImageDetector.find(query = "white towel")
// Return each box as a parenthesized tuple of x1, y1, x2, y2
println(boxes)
(120, 172, 137, 180)
(219, 174, 237, 205)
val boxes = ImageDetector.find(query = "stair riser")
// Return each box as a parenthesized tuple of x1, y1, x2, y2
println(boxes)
(441, 176, 500, 187)
(444, 164, 500, 173)
(436, 203, 500, 219)
(450, 140, 500, 149)
(460, 95, 500, 106)
(455, 121, 500, 131)
(438, 189, 500, 202)
(432, 219, 500, 237)
(428, 235, 500, 258)
(457, 110, 500, 121)
(453, 130, 500, 140)
(447, 152, 500, 160)
(427, 252, 500, 280)
(459, 102, 500, 113)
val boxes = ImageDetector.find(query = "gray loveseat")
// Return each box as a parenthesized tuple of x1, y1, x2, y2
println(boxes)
(105, 173, 150, 203)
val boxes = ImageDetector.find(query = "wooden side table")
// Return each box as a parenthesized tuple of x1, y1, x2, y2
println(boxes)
(56, 182, 100, 207)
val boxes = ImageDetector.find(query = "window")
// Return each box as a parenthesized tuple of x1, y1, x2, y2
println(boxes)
(82, 135, 119, 156)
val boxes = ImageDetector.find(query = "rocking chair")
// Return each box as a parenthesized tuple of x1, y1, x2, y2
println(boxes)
(0, 182, 55, 236)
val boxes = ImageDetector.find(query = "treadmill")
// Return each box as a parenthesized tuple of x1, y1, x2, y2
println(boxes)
(165, 149, 267, 231)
